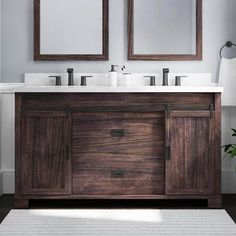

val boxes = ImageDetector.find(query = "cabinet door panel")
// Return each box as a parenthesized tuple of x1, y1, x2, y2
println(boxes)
(166, 111, 213, 195)
(22, 111, 71, 195)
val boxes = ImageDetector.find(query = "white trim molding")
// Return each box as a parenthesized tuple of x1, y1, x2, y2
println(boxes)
(222, 171, 236, 194)
(0, 171, 3, 196)
(1, 170, 15, 194)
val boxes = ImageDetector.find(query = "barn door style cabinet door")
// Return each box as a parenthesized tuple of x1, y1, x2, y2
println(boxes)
(15, 93, 221, 209)
(15, 107, 71, 207)
(21, 111, 71, 195)
(166, 109, 214, 196)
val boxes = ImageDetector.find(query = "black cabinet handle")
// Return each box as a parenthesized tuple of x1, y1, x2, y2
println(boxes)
(66, 145, 70, 160)
(111, 129, 125, 137)
(165, 146, 171, 161)
(111, 170, 125, 178)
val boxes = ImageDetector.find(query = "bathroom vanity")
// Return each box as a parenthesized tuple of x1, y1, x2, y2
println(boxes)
(14, 88, 222, 208)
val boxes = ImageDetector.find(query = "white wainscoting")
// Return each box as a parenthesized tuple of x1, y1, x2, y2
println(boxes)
(0, 171, 3, 196)
(1, 170, 14, 194)
(0, 93, 15, 194)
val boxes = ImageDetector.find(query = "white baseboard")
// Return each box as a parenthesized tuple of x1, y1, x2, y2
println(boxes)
(0, 171, 3, 196)
(1, 170, 15, 194)
(0, 170, 235, 194)
(222, 171, 236, 194)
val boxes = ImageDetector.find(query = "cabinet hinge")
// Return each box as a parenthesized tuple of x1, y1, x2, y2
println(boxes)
(66, 145, 70, 160)
(65, 106, 70, 116)
(165, 146, 171, 161)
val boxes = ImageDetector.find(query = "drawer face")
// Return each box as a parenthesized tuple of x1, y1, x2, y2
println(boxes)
(20, 93, 214, 111)
(72, 112, 165, 195)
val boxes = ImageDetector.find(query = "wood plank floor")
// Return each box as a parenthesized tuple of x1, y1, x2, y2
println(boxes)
(0, 194, 236, 223)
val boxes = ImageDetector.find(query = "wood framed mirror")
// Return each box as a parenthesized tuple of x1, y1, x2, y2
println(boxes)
(34, 0, 109, 61)
(128, 0, 202, 61)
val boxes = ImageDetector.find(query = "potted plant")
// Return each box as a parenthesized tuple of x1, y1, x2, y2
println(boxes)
(222, 129, 236, 161)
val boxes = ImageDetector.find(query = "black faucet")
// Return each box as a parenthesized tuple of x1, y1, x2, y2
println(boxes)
(175, 76, 187, 86)
(144, 76, 156, 86)
(67, 68, 74, 86)
(81, 76, 93, 86)
(49, 76, 62, 86)
(162, 68, 169, 86)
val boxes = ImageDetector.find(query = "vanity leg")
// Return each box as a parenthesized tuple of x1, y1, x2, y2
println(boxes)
(208, 196, 222, 209)
(14, 197, 29, 209)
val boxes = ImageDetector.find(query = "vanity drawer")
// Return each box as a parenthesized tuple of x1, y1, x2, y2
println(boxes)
(72, 112, 165, 195)
(72, 112, 165, 155)
(72, 154, 164, 195)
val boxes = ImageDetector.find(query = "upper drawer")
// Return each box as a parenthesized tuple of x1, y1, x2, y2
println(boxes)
(72, 112, 165, 155)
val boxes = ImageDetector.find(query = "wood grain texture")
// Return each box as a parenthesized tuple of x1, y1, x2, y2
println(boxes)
(127, 0, 202, 61)
(21, 111, 71, 195)
(14, 198, 29, 209)
(213, 94, 222, 197)
(72, 112, 165, 195)
(15, 93, 221, 208)
(20, 93, 214, 111)
(34, 0, 109, 61)
(208, 196, 222, 209)
(166, 111, 213, 195)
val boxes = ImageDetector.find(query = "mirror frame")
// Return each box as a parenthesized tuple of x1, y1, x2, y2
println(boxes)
(127, 0, 202, 61)
(34, 0, 109, 61)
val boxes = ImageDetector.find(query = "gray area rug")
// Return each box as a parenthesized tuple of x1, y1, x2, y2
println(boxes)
(0, 209, 236, 236)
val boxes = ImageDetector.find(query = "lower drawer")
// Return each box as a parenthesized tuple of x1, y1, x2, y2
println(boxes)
(72, 153, 165, 195)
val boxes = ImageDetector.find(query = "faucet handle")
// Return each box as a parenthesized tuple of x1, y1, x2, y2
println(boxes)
(81, 76, 93, 86)
(49, 76, 62, 86)
(175, 76, 187, 86)
(110, 65, 119, 72)
(144, 76, 156, 86)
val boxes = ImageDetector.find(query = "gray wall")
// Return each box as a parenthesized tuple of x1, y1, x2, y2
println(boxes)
(1, 0, 236, 83)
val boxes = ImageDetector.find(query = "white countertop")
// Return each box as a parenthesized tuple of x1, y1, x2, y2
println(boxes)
(0, 84, 223, 93)
(0, 84, 23, 93)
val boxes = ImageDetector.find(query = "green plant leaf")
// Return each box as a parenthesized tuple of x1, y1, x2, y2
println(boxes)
(232, 128, 236, 133)
(222, 129, 236, 159)
(223, 144, 233, 153)
(232, 128, 236, 136)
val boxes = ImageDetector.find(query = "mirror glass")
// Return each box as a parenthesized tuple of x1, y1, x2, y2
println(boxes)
(40, 0, 102, 55)
(35, 0, 109, 60)
(128, 0, 202, 60)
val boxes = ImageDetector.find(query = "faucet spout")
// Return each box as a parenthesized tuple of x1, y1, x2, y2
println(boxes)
(162, 68, 169, 86)
(67, 68, 74, 86)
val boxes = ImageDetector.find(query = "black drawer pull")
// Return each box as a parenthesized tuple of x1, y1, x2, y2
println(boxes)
(111, 170, 125, 178)
(165, 146, 171, 161)
(111, 129, 125, 137)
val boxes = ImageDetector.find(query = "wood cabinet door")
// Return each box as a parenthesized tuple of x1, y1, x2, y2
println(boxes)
(72, 112, 165, 196)
(166, 111, 214, 195)
(21, 111, 71, 195)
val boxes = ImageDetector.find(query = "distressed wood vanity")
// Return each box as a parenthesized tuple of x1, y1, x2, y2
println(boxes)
(15, 92, 222, 208)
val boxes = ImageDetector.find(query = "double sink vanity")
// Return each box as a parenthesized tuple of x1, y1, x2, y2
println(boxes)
(0, 0, 226, 211)
(0, 72, 223, 209)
